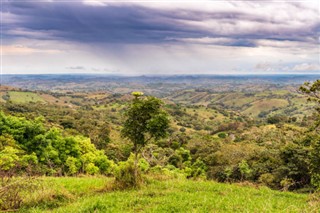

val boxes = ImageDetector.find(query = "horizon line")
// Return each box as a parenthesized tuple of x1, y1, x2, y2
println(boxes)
(1, 73, 320, 77)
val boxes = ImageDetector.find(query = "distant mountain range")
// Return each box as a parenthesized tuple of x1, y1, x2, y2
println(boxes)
(1, 74, 319, 94)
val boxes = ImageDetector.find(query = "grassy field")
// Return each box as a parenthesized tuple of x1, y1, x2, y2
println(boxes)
(243, 99, 289, 117)
(165, 88, 315, 119)
(8, 91, 45, 103)
(20, 176, 319, 213)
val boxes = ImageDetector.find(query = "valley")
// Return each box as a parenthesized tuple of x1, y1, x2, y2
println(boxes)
(1, 74, 320, 212)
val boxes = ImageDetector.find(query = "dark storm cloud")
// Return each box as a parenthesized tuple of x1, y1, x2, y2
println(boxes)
(4, 1, 206, 43)
(3, 1, 319, 47)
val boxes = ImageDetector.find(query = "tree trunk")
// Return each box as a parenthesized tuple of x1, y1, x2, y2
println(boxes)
(134, 144, 138, 185)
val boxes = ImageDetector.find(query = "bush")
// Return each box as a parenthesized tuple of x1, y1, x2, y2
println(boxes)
(218, 132, 227, 139)
(168, 154, 182, 168)
(189, 159, 207, 179)
(139, 158, 150, 172)
(0, 147, 20, 171)
(65, 157, 80, 175)
(95, 154, 114, 175)
(85, 163, 99, 175)
(258, 173, 275, 188)
(170, 141, 180, 150)
(238, 160, 252, 181)
(267, 115, 288, 124)
(114, 154, 142, 189)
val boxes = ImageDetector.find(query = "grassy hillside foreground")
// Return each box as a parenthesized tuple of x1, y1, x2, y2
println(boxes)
(20, 177, 319, 213)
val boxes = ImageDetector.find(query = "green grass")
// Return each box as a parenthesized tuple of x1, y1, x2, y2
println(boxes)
(20, 177, 319, 213)
(223, 96, 256, 108)
(271, 90, 290, 95)
(8, 91, 45, 103)
(243, 99, 289, 117)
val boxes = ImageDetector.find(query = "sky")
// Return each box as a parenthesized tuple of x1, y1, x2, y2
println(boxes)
(1, 0, 320, 75)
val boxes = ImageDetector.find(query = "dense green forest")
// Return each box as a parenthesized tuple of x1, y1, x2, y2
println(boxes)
(0, 79, 320, 211)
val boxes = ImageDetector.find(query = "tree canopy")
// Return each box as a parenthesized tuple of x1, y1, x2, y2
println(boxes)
(121, 94, 170, 154)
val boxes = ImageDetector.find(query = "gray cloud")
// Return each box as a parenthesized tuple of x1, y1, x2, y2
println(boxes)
(3, 1, 319, 75)
(293, 63, 320, 71)
(66, 66, 85, 70)
(3, 1, 319, 48)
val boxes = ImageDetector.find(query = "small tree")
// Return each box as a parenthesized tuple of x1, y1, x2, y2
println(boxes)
(300, 80, 320, 188)
(121, 92, 169, 186)
(300, 79, 320, 117)
(300, 80, 320, 103)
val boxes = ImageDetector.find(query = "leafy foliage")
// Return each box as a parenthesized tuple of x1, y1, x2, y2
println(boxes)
(300, 80, 320, 107)
(120, 94, 169, 187)
(121, 95, 169, 150)
(0, 112, 113, 176)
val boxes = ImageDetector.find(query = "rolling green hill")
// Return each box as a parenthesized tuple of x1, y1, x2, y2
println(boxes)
(8, 91, 45, 104)
(1, 80, 320, 212)
(1, 83, 314, 120)
(166, 89, 313, 119)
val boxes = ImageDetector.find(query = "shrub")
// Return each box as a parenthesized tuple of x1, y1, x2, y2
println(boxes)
(0, 147, 20, 171)
(170, 141, 180, 150)
(218, 132, 227, 139)
(280, 178, 295, 191)
(238, 160, 252, 181)
(189, 159, 207, 179)
(85, 163, 99, 175)
(95, 154, 114, 175)
(267, 115, 288, 124)
(65, 157, 80, 175)
(258, 173, 275, 188)
(114, 154, 143, 189)
(139, 158, 150, 172)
